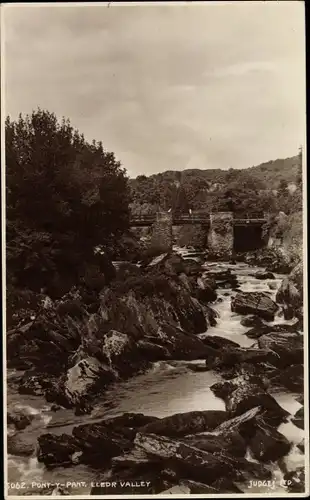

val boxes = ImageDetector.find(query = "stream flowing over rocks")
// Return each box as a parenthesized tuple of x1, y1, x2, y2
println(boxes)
(7, 247, 305, 496)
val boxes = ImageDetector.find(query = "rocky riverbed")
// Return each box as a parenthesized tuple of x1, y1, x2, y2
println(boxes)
(6, 248, 305, 496)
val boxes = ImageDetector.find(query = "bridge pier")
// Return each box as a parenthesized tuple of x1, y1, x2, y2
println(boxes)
(150, 211, 173, 253)
(208, 212, 234, 259)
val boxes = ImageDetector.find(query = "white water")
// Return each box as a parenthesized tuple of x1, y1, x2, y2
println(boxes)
(7, 254, 304, 495)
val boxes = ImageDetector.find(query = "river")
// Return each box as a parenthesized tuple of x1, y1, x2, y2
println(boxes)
(6, 251, 304, 496)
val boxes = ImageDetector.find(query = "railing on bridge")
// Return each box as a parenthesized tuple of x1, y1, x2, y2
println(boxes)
(130, 212, 267, 226)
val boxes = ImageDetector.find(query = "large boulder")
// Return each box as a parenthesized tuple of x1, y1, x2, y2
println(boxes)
(139, 410, 228, 437)
(231, 292, 278, 321)
(136, 340, 172, 361)
(154, 324, 211, 360)
(258, 332, 303, 368)
(98, 273, 208, 339)
(210, 375, 289, 425)
(134, 432, 236, 484)
(72, 423, 133, 466)
(37, 433, 81, 467)
(63, 356, 116, 413)
(205, 346, 275, 372)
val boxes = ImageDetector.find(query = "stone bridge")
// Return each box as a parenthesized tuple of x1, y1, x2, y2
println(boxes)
(130, 211, 268, 257)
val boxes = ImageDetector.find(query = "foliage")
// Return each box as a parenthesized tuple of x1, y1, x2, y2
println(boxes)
(129, 154, 302, 218)
(6, 109, 130, 296)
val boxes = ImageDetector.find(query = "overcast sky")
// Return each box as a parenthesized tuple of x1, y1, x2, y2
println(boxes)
(3, 1, 306, 177)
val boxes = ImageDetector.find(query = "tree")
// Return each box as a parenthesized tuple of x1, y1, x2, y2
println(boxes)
(6, 109, 130, 296)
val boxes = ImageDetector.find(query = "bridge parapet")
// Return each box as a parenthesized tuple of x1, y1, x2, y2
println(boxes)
(129, 212, 266, 227)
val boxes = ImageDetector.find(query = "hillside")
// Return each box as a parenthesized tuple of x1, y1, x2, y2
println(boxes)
(129, 154, 302, 217)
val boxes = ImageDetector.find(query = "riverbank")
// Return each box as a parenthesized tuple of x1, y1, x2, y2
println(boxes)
(6, 249, 305, 496)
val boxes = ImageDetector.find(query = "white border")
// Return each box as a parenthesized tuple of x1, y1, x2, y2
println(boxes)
(1, 1, 308, 499)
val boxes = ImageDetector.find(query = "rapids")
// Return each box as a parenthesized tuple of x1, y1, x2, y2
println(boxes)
(6, 250, 304, 496)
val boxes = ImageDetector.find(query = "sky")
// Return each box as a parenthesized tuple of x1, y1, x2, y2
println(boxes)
(3, 1, 306, 178)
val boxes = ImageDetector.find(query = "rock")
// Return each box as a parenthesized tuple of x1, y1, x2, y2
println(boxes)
(178, 480, 218, 494)
(231, 292, 278, 321)
(240, 247, 292, 274)
(297, 439, 304, 453)
(50, 404, 62, 412)
(134, 432, 235, 483)
(206, 346, 275, 372)
(292, 407, 304, 429)
(136, 340, 172, 361)
(69, 413, 159, 466)
(184, 431, 246, 458)
(8, 433, 36, 456)
(148, 252, 185, 275)
(213, 406, 262, 437)
(276, 278, 301, 306)
(245, 323, 298, 339)
(183, 259, 203, 276)
(253, 271, 276, 280)
(103, 413, 160, 432)
(210, 375, 289, 425)
(37, 433, 81, 467)
(269, 364, 303, 392)
(276, 262, 303, 319)
(72, 422, 133, 465)
(258, 332, 303, 368)
(268, 282, 278, 290)
(196, 275, 217, 302)
(249, 422, 291, 462)
(204, 269, 238, 289)
(63, 356, 116, 409)
(236, 458, 273, 481)
(18, 373, 46, 396)
(156, 324, 211, 360)
(201, 335, 240, 350)
(284, 467, 305, 493)
(187, 364, 209, 372)
(211, 478, 243, 493)
(240, 316, 265, 328)
(114, 263, 142, 281)
(205, 305, 218, 326)
(99, 273, 208, 339)
(111, 446, 158, 470)
(296, 395, 304, 405)
(7, 406, 35, 430)
(139, 410, 228, 437)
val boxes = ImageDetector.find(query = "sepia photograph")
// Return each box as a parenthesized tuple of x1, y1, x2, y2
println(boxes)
(2, 1, 308, 498)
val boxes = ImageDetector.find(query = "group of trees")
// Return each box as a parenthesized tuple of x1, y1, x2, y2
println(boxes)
(6, 109, 130, 296)
(130, 151, 303, 218)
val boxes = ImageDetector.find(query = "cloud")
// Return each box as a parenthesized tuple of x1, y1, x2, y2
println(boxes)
(3, 2, 306, 177)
